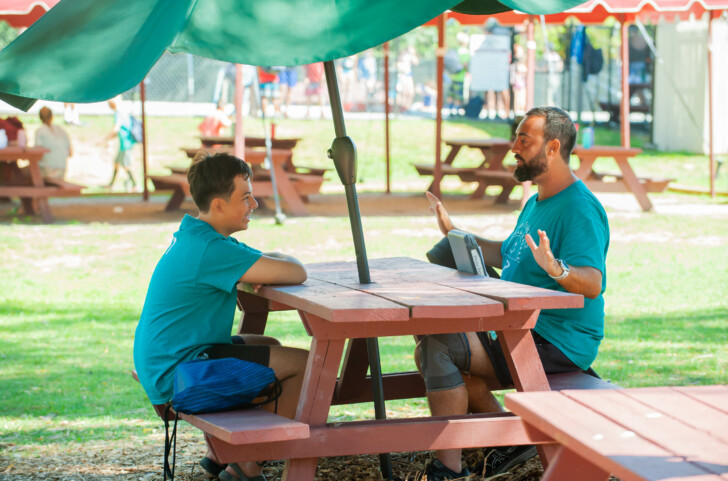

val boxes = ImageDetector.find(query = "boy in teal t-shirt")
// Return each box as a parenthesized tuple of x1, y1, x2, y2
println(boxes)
(133, 152, 308, 481)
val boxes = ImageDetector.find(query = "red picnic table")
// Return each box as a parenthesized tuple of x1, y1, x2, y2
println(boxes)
(182, 257, 585, 480)
(571, 146, 672, 212)
(414, 138, 518, 203)
(506, 385, 728, 480)
(0, 146, 82, 222)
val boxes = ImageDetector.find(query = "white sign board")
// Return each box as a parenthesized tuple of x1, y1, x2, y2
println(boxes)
(469, 34, 511, 92)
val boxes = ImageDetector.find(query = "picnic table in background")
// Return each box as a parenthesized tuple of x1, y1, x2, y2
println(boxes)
(199, 135, 328, 176)
(506, 385, 728, 480)
(0, 146, 82, 223)
(414, 138, 520, 204)
(173, 256, 592, 480)
(148, 146, 323, 214)
(571, 146, 672, 212)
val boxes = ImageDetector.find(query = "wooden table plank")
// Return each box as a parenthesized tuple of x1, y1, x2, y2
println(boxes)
(564, 389, 728, 476)
(625, 386, 728, 445)
(307, 261, 504, 318)
(505, 391, 719, 481)
(674, 385, 728, 415)
(358, 281, 504, 319)
(248, 278, 410, 323)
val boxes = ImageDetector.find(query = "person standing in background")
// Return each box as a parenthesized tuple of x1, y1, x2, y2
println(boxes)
(304, 62, 326, 119)
(258, 67, 281, 117)
(35, 106, 72, 180)
(63, 103, 82, 126)
(446, 32, 470, 116)
(395, 46, 419, 112)
(278, 67, 298, 118)
(358, 50, 378, 111)
(105, 97, 137, 191)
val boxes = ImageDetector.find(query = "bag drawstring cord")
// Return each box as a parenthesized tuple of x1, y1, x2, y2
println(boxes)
(163, 403, 178, 480)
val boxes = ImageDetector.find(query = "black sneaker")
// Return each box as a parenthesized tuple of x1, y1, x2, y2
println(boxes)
(482, 445, 538, 477)
(423, 459, 472, 480)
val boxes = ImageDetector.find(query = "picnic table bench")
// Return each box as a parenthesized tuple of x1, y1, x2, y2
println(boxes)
(572, 146, 673, 212)
(0, 146, 83, 222)
(506, 385, 728, 480)
(414, 138, 520, 204)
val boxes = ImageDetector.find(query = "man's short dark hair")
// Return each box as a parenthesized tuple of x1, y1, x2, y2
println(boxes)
(187, 152, 253, 212)
(524, 107, 576, 162)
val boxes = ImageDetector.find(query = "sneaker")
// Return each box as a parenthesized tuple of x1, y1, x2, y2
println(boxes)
(423, 459, 471, 480)
(482, 445, 538, 477)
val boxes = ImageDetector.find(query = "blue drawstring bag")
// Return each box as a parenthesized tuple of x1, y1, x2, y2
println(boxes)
(163, 358, 281, 480)
(172, 358, 278, 414)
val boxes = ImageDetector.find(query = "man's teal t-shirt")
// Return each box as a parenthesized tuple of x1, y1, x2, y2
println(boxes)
(133, 215, 262, 405)
(500, 180, 609, 370)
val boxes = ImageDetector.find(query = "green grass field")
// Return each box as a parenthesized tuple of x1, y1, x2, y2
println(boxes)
(1, 207, 727, 452)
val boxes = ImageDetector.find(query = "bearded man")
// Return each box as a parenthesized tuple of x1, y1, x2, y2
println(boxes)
(419, 107, 610, 480)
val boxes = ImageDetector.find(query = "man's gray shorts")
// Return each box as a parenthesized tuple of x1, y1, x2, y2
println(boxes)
(418, 332, 472, 392)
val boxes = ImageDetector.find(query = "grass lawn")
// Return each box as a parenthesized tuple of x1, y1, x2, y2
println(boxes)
(1, 206, 727, 453)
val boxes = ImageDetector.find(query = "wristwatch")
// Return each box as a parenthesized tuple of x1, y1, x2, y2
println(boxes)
(549, 259, 570, 280)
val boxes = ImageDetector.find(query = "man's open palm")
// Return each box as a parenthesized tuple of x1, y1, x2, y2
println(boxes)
(426, 191, 455, 236)
(524, 229, 558, 276)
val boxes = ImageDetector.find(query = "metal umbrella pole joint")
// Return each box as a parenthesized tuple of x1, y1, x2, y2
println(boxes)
(323, 60, 392, 480)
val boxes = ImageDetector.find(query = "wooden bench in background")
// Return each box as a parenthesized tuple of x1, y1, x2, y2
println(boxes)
(414, 164, 518, 203)
(0, 146, 83, 222)
(148, 147, 322, 213)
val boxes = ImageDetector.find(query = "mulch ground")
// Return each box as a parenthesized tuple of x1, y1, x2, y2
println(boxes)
(1, 426, 546, 480)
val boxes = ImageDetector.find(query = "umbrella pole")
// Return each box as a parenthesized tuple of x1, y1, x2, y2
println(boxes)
(324, 60, 393, 480)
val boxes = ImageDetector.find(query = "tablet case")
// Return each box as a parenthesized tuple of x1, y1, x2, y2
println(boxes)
(447, 229, 489, 277)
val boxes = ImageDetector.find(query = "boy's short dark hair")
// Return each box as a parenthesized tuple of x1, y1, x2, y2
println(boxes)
(187, 152, 253, 212)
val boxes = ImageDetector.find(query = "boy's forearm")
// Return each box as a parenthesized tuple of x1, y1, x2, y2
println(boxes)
(264, 252, 303, 264)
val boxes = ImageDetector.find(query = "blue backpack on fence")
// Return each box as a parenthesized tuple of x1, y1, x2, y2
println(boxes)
(163, 358, 281, 480)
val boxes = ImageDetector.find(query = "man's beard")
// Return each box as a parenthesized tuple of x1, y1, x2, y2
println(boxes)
(514, 147, 548, 182)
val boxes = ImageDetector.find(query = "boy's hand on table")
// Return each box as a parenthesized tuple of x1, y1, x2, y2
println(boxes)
(239, 282, 264, 293)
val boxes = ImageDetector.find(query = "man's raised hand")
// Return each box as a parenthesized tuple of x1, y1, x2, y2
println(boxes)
(426, 191, 455, 236)
(524, 229, 561, 278)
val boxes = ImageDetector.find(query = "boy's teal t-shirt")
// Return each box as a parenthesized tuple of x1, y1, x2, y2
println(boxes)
(133, 215, 262, 404)
(500, 180, 610, 370)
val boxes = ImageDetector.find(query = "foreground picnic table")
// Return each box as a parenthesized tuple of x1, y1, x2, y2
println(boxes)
(186, 257, 585, 480)
(0, 146, 82, 222)
(414, 138, 518, 203)
(572, 146, 672, 212)
(506, 385, 728, 480)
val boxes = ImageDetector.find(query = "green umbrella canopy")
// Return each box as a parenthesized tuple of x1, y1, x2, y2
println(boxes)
(0, 0, 584, 111)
